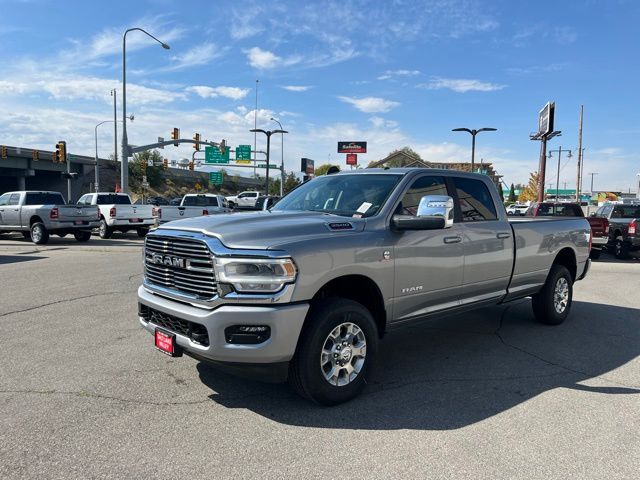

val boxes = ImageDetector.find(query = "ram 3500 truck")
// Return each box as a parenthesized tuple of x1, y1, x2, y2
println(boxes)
(0, 191, 100, 244)
(77, 192, 155, 238)
(152, 194, 230, 225)
(138, 169, 591, 405)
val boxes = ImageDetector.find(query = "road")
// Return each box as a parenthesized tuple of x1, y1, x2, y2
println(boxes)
(1, 233, 638, 479)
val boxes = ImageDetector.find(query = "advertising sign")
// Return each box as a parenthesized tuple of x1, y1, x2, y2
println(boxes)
(338, 141, 367, 154)
(346, 153, 357, 165)
(301, 157, 315, 174)
(538, 102, 555, 137)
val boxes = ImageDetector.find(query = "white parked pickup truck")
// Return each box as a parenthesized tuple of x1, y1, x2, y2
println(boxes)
(77, 192, 155, 238)
(226, 191, 261, 209)
(153, 194, 230, 225)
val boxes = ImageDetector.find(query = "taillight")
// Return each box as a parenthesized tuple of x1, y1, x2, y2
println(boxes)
(109, 207, 116, 218)
(50, 207, 59, 219)
(629, 220, 637, 235)
(203, 209, 209, 215)
(96, 207, 100, 219)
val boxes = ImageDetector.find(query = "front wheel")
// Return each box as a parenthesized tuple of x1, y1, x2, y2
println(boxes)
(30, 222, 49, 245)
(531, 264, 573, 325)
(288, 298, 378, 405)
(98, 219, 112, 239)
(74, 230, 92, 242)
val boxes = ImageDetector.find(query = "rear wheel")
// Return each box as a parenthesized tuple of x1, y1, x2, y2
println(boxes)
(30, 222, 49, 245)
(531, 264, 573, 325)
(99, 219, 112, 239)
(136, 227, 148, 238)
(74, 230, 92, 242)
(288, 298, 378, 405)
(614, 237, 629, 259)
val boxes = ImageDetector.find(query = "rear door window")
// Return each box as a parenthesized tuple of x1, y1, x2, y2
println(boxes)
(0, 193, 10, 206)
(453, 178, 497, 222)
(24, 192, 64, 205)
(397, 176, 448, 216)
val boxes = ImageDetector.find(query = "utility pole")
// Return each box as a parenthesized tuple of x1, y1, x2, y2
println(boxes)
(548, 147, 572, 203)
(575, 105, 583, 201)
(253, 79, 259, 177)
(112, 89, 118, 163)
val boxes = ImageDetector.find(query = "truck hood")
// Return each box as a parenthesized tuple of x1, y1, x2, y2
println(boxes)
(157, 210, 365, 250)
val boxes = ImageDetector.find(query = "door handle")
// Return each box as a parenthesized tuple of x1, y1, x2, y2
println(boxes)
(444, 236, 462, 244)
(496, 232, 511, 239)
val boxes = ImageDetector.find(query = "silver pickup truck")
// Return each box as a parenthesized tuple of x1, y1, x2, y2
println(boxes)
(137, 169, 591, 405)
(0, 191, 100, 244)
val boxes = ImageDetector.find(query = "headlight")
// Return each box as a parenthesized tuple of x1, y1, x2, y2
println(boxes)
(215, 257, 297, 293)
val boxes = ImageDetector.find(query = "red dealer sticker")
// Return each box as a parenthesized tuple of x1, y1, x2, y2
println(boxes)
(155, 329, 176, 356)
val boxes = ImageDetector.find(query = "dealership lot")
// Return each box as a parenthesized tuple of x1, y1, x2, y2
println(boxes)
(0, 234, 638, 479)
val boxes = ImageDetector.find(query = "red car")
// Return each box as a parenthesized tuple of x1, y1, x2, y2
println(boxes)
(525, 202, 608, 259)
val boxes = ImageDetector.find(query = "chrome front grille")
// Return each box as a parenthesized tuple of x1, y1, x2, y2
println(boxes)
(144, 235, 217, 298)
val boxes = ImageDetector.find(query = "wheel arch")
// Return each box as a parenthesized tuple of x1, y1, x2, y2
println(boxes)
(552, 247, 577, 281)
(29, 215, 44, 226)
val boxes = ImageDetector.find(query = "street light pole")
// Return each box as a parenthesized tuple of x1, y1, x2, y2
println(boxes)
(548, 146, 572, 202)
(271, 117, 284, 196)
(121, 27, 169, 194)
(111, 89, 117, 163)
(250, 128, 288, 195)
(95, 116, 133, 192)
(588, 172, 598, 195)
(452, 127, 497, 171)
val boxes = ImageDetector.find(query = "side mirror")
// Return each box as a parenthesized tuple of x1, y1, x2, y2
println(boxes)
(417, 195, 454, 228)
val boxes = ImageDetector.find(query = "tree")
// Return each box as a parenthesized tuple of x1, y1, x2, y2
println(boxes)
(497, 182, 504, 201)
(267, 172, 302, 196)
(128, 150, 164, 193)
(314, 164, 341, 176)
(518, 172, 540, 202)
(508, 183, 517, 202)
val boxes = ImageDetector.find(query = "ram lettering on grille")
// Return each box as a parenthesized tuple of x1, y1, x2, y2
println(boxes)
(149, 253, 185, 268)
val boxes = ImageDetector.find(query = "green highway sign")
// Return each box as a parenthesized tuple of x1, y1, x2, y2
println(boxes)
(235, 144, 252, 160)
(205, 146, 229, 164)
(209, 171, 223, 185)
(258, 163, 279, 169)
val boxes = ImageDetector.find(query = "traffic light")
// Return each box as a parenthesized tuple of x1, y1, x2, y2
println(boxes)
(171, 128, 180, 147)
(1, 145, 7, 158)
(219, 139, 226, 154)
(163, 158, 168, 169)
(56, 141, 67, 163)
(32, 149, 39, 161)
(193, 133, 200, 151)
(188, 162, 194, 171)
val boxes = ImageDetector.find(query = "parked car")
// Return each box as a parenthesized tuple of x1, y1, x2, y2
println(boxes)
(153, 194, 230, 224)
(0, 191, 99, 244)
(505, 203, 529, 215)
(226, 191, 261, 209)
(524, 202, 608, 259)
(145, 196, 169, 206)
(138, 169, 591, 405)
(593, 202, 640, 259)
(77, 192, 155, 239)
(254, 195, 280, 211)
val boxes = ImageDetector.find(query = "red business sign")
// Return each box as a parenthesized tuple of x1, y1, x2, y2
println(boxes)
(338, 141, 367, 153)
(346, 153, 357, 165)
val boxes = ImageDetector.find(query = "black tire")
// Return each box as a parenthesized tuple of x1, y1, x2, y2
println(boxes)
(288, 298, 378, 405)
(22, 231, 31, 241)
(136, 227, 148, 238)
(589, 248, 601, 260)
(614, 237, 629, 260)
(74, 230, 92, 242)
(228, 202, 236, 209)
(30, 222, 49, 245)
(531, 264, 573, 325)
(99, 219, 112, 239)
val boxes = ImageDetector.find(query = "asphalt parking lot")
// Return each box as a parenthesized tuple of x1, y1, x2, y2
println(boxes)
(1, 233, 638, 479)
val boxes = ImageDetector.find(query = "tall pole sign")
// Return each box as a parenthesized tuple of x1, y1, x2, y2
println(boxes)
(530, 102, 559, 202)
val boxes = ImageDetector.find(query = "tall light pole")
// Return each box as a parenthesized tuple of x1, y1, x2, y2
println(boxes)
(548, 146, 572, 202)
(452, 127, 497, 171)
(250, 128, 288, 195)
(111, 89, 118, 163)
(588, 172, 598, 195)
(122, 27, 170, 194)
(270, 117, 284, 196)
(95, 115, 133, 192)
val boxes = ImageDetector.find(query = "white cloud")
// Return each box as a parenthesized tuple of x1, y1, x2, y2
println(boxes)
(338, 96, 400, 113)
(167, 43, 226, 70)
(245, 47, 300, 69)
(369, 116, 399, 129)
(186, 85, 250, 100)
(377, 69, 420, 80)
(417, 77, 507, 93)
(282, 85, 312, 92)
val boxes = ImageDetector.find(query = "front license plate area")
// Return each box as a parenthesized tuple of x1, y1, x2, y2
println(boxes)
(155, 329, 181, 356)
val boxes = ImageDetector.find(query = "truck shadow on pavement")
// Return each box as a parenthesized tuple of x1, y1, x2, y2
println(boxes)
(197, 299, 640, 430)
(0, 254, 45, 265)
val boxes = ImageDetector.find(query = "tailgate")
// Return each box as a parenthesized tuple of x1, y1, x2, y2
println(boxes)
(157, 206, 208, 222)
(587, 217, 609, 237)
(57, 205, 99, 222)
(112, 205, 153, 220)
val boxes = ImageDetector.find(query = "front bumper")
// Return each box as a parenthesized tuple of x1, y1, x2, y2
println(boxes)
(137, 285, 309, 364)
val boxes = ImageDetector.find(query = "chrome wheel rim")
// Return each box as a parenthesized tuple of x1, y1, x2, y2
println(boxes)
(100, 222, 106, 236)
(320, 321, 367, 387)
(32, 226, 42, 242)
(553, 277, 569, 314)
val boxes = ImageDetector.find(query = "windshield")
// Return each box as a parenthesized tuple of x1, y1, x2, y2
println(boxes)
(272, 174, 401, 217)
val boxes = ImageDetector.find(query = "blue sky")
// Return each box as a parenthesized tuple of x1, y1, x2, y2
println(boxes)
(1, 0, 639, 191)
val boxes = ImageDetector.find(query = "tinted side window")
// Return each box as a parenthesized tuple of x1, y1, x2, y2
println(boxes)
(398, 176, 448, 216)
(24, 193, 64, 205)
(9, 194, 21, 206)
(453, 178, 497, 222)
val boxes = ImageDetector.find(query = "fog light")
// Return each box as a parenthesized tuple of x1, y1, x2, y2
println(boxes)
(224, 325, 271, 344)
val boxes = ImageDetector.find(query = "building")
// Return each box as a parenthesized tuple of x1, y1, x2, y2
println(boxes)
(368, 149, 503, 188)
